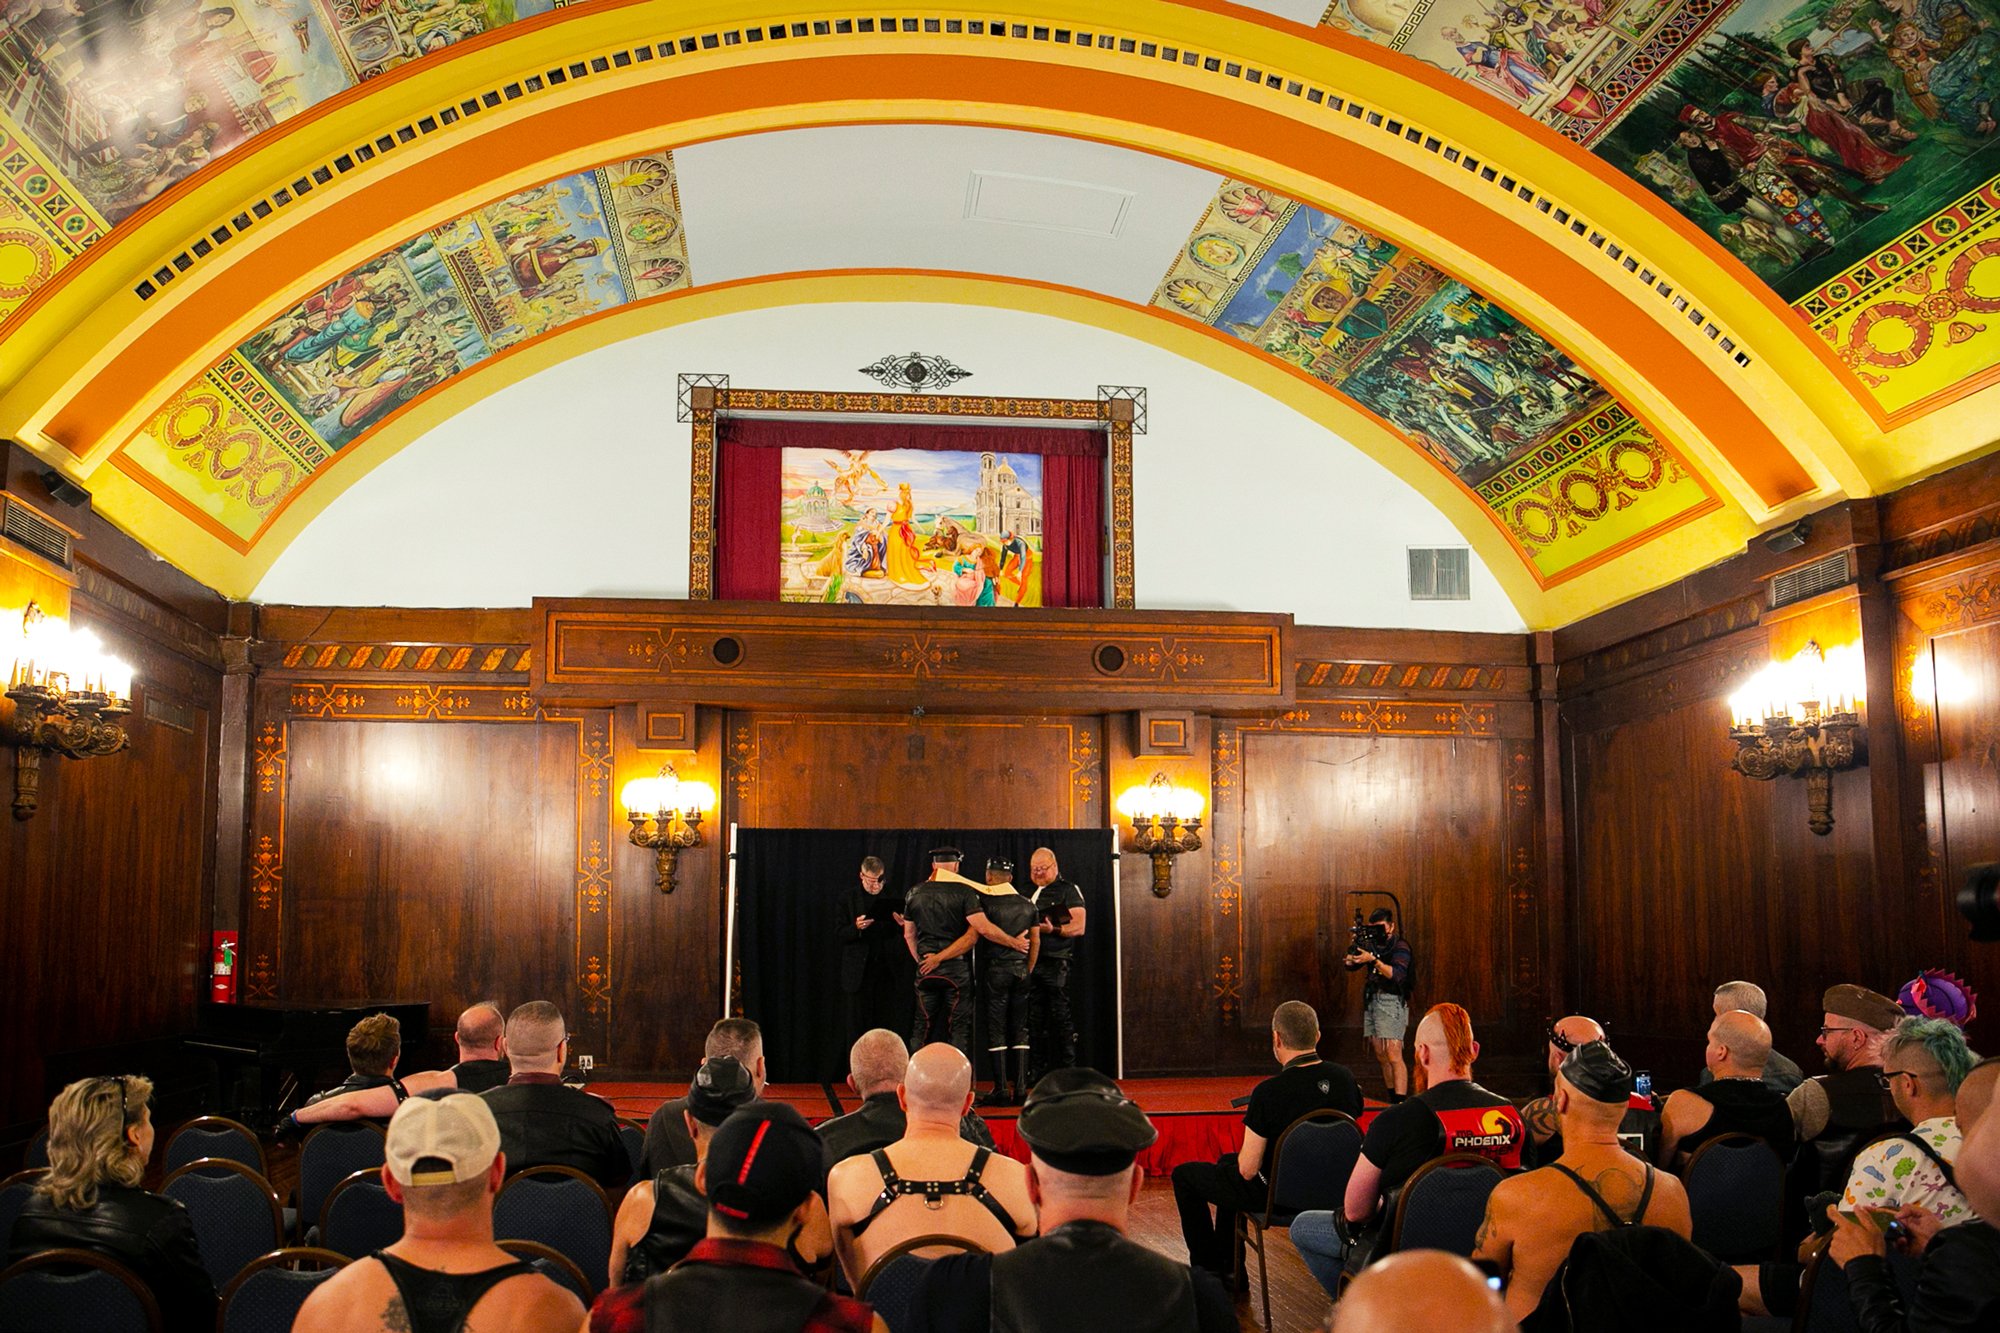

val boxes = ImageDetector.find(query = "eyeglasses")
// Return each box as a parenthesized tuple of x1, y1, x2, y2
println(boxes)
(1878, 1068, 1922, 1085)
(1818, 1025, 1862, 1038)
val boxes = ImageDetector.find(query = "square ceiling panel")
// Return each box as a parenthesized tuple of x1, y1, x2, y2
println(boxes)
(674, 125, 1223, 303)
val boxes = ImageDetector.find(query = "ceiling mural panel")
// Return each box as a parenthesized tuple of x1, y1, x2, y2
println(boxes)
(0, 120, 103, 324)
(117, 147, 689, 547)
(1318, 0, 2000, 418)
(1150, 179, 1716, 580)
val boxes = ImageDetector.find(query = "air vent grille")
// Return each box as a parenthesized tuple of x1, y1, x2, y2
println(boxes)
(2, 500, 73, 570)
(1769, 552, 1851, 608)
(1409, 547, 1471, 601)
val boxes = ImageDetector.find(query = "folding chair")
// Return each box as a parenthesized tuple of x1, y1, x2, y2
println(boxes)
(295, 1123, 386, 1244)
(1683, 1132, 1786, 1263)
(216, 1247, 348, 1333)
(856, 1234, 987, 1333)
(161, 1157, 284, 1289)
(1233, 1108, 1362, 1331)
(1385, 1152, 1506, 1257)
(493, 1166, 614, 1299)
(162, 1116, 266, 1178)
(498, 1238, 592, 1306)
(0, 1247, 162, 1332)
(318, 1169, 405, 1260)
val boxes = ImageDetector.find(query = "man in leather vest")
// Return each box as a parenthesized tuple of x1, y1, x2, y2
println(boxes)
(480, 1001, 630, 1191)
(973, 857, 1040, 1106)
(295, 1093, 585, 1333)
(907, 1068, 1236, 1333)
(816, 1029, 995, 1164)
(1790, 984, 1906, 1194)
(586, 1103, 883, 1333)
(609, 1055, 758, 1286)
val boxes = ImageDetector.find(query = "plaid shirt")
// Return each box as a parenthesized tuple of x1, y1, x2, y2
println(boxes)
(590, 1239, 875, 1333)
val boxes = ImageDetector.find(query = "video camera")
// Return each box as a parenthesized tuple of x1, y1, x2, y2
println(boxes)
(1340, 888, 1402, 967)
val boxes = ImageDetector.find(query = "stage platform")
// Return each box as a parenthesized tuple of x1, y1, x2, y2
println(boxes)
(593, 1077, 1281, 1175)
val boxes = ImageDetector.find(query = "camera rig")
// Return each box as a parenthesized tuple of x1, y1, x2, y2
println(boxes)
(1342, 888, 1404, 962)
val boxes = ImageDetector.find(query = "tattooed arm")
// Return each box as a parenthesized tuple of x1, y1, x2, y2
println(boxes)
(1522, 1095, 1560, 1146)
(1470, 1181, 1514, 1281)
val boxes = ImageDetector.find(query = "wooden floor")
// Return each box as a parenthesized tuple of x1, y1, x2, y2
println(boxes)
(1127, 1179, 1332, 1333)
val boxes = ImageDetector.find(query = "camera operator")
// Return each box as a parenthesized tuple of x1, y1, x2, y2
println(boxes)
(1344, 908, 1414, 1099)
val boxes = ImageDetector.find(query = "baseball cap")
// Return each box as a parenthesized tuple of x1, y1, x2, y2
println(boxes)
(704, 1102, 824, 1225)
(687, 1056, 756, 1127)
(385, 1093, 501, 1186)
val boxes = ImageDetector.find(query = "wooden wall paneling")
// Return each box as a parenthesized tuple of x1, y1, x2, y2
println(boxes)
(607, 704, 724, 1075)
(239, 679, 613, 1062)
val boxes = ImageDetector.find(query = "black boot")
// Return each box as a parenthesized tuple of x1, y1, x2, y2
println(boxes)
(976, 1053, 1010, 1106)
(1009, 1048, 1031, 1104)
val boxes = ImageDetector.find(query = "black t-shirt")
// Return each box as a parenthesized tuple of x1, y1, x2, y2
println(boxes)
(905, 877, 977, 954)
(1361, 1079, 1523, 1192)
(1028, 878, 1086, 961)
(1245, 1059, 1364, 1140)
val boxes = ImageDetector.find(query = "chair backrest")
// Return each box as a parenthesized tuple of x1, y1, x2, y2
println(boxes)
(163, 1116, 266, 1178)
(618, 1124, 645, 1187)
(1386, 1153, 1506, 1256)
(0, 1247, 163, 1333)
(497, 1238, 592, 1306)
(1683, 1132, 1786, 1263)
(0, 1171, 46, 1253)
(856, 1234, 987, 1333)
(1266, 1110, 1363, 1219)
(22, 1131, 48, 1170)
(162, 1158, 285, 1289)
(1795, 1233, 1921, 1333)
(319, 1169, 405, 1260)
(296, 1123, 386, 1240)
(217, 1247, 348, 1333)
(493, 1166, 613, 1300)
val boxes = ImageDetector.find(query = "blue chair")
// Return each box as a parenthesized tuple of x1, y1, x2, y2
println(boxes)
(22, 1131, 48, 1170)
(0, 1247, 162, 1332)
(1385, 1153, 1506, 1257)
(162, 1158, 284, 1289)
(217, 1247, 348, 1333)
(1235, 1109, 1361, 1330)
(0, 1171, 46, 1253)
(1793, 1231, 1920, 1333)
(498, 1238, 592, 1306)
(619, 1123, 645, 1187)
(1683, 1132, 1786, 1263)
(493, 1167, 613, 1299)
(296, 1123, 386, 1243)
(856, 1234, 985, 1333)
(319, 1169, 404, 1260)
(163, 1116, 266, 1178)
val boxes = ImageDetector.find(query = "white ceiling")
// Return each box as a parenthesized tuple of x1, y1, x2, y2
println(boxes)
(1233, 0, 1335, 26)
(673, 126, 1223, 300)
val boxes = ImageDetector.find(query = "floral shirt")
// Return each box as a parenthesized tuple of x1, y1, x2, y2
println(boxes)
(1840, 1115, 1973, 1227)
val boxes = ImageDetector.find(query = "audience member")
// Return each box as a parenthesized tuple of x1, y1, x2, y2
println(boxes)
(7, 1075, 216, 1330)
(610, 1055, 758, 1285)
(283, 1002, 509, 1129)
(815, 1029, 995, 1163)
(480, 1001, 628, 1190)
(300, 1012, 410, 1122)
(1342, 1003, 1524, 1246)
(908, 1069, 1235, 1333)
(1825, 1056, 2000, 1330)
(1324, 1251, 1511, 1333)
(1963, 1057, 2000, 1220)
(825, 1043, 1034, 1288)
(1701, 981, 1805, 1093)
(1658, 1008, 1796, 1167)
(1521, 1014, 1666, 1168)
(641, 1017, 765, 1175)
(1473, 1041, 1693, 1322)
(1791, 984, 1906, 1194)
(589, 1103, 883, 1333)
(1171, 1000, 1361, 1275)
(294, 1095, 583, 1332)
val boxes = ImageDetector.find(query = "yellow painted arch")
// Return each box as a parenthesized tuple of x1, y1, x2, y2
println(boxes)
(90, 270, 1760, 626)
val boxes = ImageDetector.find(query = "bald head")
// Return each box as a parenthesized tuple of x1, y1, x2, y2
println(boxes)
(454, 1002, 504, 1057)
(1707, 1009, 1772, 1076)
(1328, 1251, 1509, 1333)
(903, 1043, 972, 1119)
(1548, 1015, 1606, 1075)
(848, 1029, 909, 1098)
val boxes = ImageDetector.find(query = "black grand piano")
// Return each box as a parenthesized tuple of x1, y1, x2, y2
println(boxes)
(186, 1000, 430, 1121)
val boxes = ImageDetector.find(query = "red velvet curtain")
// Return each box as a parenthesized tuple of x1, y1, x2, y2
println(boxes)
(711, 417, 1106, 607)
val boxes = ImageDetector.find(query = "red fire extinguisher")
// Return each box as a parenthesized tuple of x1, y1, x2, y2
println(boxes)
(211, 931, 238, 1003)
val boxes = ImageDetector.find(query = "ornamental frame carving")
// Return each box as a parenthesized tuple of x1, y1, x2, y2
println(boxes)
(685, 386, 1136, 609)
(239, 680, 616, 1057)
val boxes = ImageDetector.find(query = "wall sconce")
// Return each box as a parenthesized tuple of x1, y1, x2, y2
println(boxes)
(620, 762, 715, 893)
(1116, 771, 1204, 898)
(1727, 640, 1867, 836)
(3, 603, 134, 820)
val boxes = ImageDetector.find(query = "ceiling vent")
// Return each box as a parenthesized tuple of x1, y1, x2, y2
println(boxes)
(1769, 551, 1852, 609)
(963, 170, 1133, 237)
(1408, 547, 1471, 601)
(0, 497, 74, 571)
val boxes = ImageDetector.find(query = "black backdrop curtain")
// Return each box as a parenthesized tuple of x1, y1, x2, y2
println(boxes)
(736, 828, 1117, 1083)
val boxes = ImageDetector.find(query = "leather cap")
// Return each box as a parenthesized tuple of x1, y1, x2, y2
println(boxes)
(1017, 1068, 1157, 1176)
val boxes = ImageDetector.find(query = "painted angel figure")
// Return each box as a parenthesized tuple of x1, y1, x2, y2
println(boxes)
(829, 451, 886, 507)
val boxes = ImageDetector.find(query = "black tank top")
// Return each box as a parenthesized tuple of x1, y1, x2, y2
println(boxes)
(372, 1251, 535, 1333)
(1676, 1078, 1796, 1161)
(1549, 1162, 1657, 1229)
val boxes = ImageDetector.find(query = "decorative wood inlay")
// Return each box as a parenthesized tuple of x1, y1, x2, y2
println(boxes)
(1505, 741, 1541, 1011)
(275, 643, 532, 674)
(76, 565, 223, 669)
(1884, 508, 2000, 573)
(1298, 660, 1515, 693)
(1111, 417, 1135, 610)
(1560, 593, 1766, 692)
(534, 601, 1290, 709)
(1282, 700, 1501, 735)
(1908, 574, 2000, 633)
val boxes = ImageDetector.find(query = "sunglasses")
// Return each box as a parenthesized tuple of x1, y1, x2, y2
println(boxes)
(98, 1076, 130, 1124)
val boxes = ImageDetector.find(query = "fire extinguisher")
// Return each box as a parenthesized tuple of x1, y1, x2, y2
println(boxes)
(211, 931, 238, 1003)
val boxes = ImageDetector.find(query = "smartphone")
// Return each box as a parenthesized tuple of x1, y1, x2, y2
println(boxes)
(1633, 1071, 1654, 1100)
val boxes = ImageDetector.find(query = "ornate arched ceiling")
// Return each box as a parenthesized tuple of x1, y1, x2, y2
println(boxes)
(0, 0, 1994, 625)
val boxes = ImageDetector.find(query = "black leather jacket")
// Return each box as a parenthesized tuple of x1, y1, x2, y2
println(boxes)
(8, 1183, 218, 1332)
(481, 1075, 630, 1191)
(1845, 1221, 2000, 1332)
